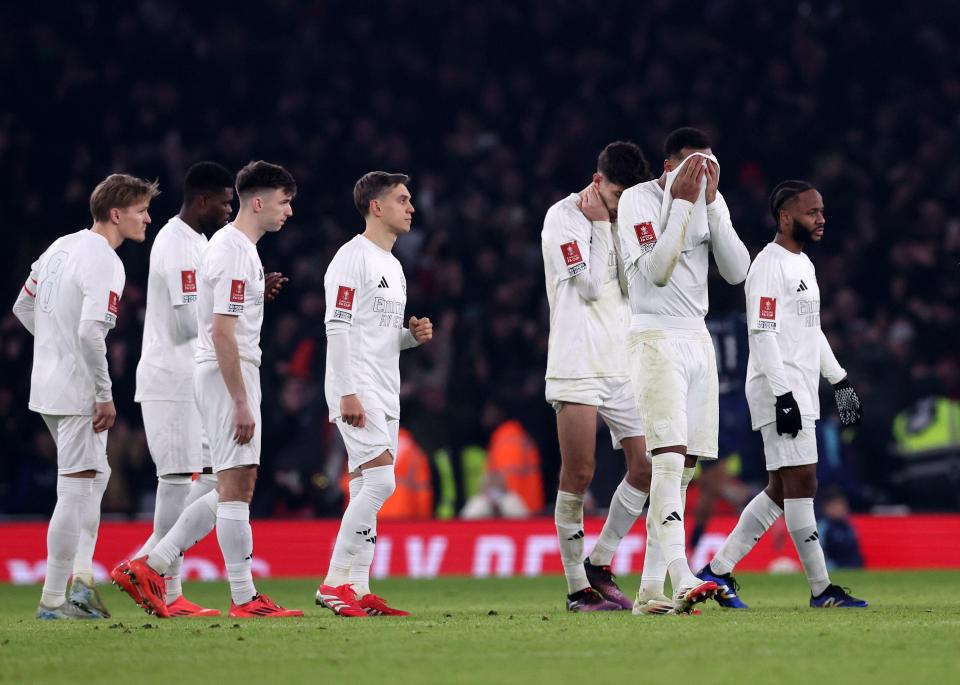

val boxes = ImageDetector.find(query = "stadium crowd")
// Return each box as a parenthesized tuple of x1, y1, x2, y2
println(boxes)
(2, 0, 958, 517)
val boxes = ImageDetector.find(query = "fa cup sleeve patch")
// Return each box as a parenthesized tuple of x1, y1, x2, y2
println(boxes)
(181, 270, 197, 293)
(333, 285, 355, 322)
(634, 222, 657, 255)
(561, 241, 587, 277)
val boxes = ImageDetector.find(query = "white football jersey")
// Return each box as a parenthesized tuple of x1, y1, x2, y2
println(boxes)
(618, 180, 712, 330)
(195, 224, 265, 367)
(135, 216, 208, 402)
(324, 235, 408, 419)
(542, 193, 629, 379)
(744, 242, 828, 428)
(25, 229, 125, 415)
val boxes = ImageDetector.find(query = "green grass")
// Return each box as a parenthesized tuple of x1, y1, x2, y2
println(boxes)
(1, 572, 958, 685)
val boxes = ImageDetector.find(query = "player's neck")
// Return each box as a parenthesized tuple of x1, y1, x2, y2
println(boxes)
(232, 210, 266, 244)
(178, 207, 204, 234)
(774, 232, 804, 254)
(362, 223, 397, 252)
(90, 222, 122, 250)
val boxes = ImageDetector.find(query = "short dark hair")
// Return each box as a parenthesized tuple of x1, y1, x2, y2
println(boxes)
(353, 171, 411, 217)
(663, 127, 712, 159)
(769, 179, 815, 223)
(89, 173, 160, 222)
(235, 160, 297, 198)
(183, 162, 234, 200)
(597, 141, 651, 188)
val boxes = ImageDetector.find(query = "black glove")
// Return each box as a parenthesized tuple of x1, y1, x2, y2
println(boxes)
(775, 391, 802, 438)
(833, 378, 862, 426)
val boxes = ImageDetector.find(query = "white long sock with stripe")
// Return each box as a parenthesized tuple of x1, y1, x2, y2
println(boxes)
(784, 498, 831, 596)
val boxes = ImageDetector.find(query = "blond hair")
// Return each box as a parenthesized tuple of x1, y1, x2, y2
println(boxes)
(89, 174, 160, 222)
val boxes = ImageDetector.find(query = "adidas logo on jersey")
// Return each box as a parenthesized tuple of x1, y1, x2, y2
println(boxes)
(662, 511, 682, 524)
(797, 280, 808, 292)
(378, 277, 389, 288)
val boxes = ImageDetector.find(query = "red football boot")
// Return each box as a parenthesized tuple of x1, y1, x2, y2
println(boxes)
(125, 556, 170, 618)
(315, 584, 367, 617)
(167, 595, 222, 617)
(110, 560, 147, 611)
(229, 593, 303, 618)
(358, 593, 411, 617)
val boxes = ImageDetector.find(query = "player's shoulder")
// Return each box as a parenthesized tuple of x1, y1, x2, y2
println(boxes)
(620, 180, 661, 213)
(543, 193, 588, 239)
(326, 235, 367, 275)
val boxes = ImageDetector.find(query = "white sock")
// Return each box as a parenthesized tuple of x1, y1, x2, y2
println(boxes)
(640, 465, 694, 595)
(216, 500, 256, 605)
(324, 465, 394, 588)
(164, 475, 217, 599)
(346, 477, 375, 597)
(73, 466, 110, 580)
(148, 488, 219, 576)
(589, 479, 647, 566)
(41, 477, 92, 607)
(134, 475, 192, 560)
(650, 453, 696, 589)
(711, 491, 783, 576)
(784, 498, 831, 596)
(554, 490, 588, 594)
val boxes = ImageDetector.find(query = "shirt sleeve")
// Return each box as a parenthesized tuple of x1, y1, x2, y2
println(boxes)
(746, 256, 783, 334)
(707, 192, 751, 285)
(324, 250, 363, 327)
(80, 253, 124, 329)
(545, 204, 593, 284)
(12, 261, 39, 335)
(210, 245, 252, 317)
(618, 186, 694, 288)
(819, 330, 847, 384)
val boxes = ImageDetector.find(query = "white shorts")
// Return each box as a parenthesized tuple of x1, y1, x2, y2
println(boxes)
(41, 414, 108, 475)
(760, 420, 818, 471)
(545, 376, 644, 449)
(194, 360, 262, 473)
(629, 329, 719, 460)
(141, 401, 212, 475)
(335, 410, 400, 473)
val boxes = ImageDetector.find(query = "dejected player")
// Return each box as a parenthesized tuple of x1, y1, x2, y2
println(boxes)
(617, 127, 751, 613)
(697, 181, 867, 609)
(13, 174, 158, 619)
(316, 172, 432, 618)
(116, 161, 302, 618)
(542, 141, 662, 612)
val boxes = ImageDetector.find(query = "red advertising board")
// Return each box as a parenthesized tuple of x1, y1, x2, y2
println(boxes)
(2, 515, 958, 584)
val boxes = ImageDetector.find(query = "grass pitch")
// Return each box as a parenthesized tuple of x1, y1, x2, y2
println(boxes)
(1, 571, 957, 685)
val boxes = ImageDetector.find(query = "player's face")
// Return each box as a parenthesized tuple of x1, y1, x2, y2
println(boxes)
(786, 189, 825, 243)
(116, 199, 152, 243)
(663, 146, 713, 173)
(594, 174, 625, 221)
(376, 184, 415, 234)
(260, 188, 295, 233)
(200, 187, 234, 233)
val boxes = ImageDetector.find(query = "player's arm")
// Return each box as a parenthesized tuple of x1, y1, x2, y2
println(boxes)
(621, 161, 702, 288)
(211, 312, 254, 444)
(79, 259, 122, 432)
(163, 265, 199, 343)
(402, 316, 432, 349)
(746, 261, 801, 437)
(546, 194, 608, 302)
(12, 267, 39, 335)
(705, 162, 750, 284)
(819, 329, 863, 426)
(324, 263, 364, 427)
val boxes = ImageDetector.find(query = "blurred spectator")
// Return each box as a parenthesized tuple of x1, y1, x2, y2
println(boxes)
(817, 488, 865, 569)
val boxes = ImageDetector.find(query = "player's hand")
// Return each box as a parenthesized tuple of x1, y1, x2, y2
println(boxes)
(340, 394, 366, 428)
(232, 399, 256, 444)
(409, 316, 433, 344)
(833, 378, 863, 426)
(264, 272, 289, 302)
(774, 392, 802, 438)
(577, 185, 610, 222)
(671, 155, 705, 203)
(92, 401, 116, 433)
(705, 158, 719, 205)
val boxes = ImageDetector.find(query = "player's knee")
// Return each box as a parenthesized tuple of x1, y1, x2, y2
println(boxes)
(361, 464, 396, 504)
(560, 465, 593, 494)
